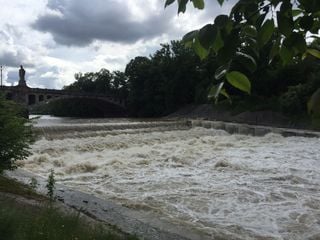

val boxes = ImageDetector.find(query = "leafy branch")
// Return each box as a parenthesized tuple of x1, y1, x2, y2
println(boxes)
(165, 0, 320, 102)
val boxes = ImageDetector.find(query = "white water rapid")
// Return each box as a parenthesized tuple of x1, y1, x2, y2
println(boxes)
(20, 116, 320, 239)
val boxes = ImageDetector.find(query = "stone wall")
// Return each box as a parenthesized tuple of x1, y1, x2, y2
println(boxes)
(190, 120, 320, 138)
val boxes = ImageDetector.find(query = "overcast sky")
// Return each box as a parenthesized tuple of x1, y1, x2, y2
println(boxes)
(0, 0, 233, 89)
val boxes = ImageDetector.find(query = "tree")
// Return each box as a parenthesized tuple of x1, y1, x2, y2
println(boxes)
(124, 41, 210, 117)
(165, 0, 320, 101)
(0, 96, 33, 173)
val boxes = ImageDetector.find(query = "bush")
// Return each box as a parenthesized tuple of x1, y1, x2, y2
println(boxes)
(0, 96, 33, 173)
(48, 98, 126, 117)
(279, 83, 315, 115)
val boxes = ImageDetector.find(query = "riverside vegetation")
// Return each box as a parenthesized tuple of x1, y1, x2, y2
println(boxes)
(0, 96, 137, 240)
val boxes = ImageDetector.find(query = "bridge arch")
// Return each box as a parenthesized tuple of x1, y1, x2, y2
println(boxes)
(31, 96, 127, 117)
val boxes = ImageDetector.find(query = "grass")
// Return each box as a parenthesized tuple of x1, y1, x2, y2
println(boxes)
(0, 175, 45, 200)
(0, 175, 138, 240)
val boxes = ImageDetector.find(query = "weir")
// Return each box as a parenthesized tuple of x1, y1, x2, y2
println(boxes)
(33, 120, 191, 140)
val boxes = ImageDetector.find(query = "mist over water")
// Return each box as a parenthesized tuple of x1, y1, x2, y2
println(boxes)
(22, 116, 320, 239)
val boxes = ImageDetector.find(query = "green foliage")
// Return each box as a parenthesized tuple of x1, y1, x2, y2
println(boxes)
(64, 68, 129, 101)
(125, 41, 211, 117)
(278, 65, 320, 116)
(308, 88, 320, 116)
(0, 96, 33, 173)
(165, 0, 320, 101)
(46, 169, 55, 201)
(0, 197, 137, 240)
(226, 71, 251, 94)
(49, 98, 126, 118)
(279, 84, 313, 115)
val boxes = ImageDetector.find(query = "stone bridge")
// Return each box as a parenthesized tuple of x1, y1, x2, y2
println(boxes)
(0, 67, 125, 109)
(0, 85, 125, 108)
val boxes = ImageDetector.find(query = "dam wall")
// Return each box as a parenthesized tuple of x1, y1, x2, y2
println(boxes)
(190, 119, 320, 138)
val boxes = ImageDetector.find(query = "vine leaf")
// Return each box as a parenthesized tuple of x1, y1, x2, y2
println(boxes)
(307, 48, 320, 59)
(258, 19, 275, 47)
(226, 71, 251, 94)
(165, 0, 175, 8)
(191, 0, 205, 9)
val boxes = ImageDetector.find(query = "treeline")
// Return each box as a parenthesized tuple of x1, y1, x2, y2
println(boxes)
(63, 40, 320, 118)
(64, 41, 217, 117)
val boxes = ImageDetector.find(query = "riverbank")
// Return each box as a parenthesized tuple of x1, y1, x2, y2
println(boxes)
(167, 104, 315, 130)
(5, 169, 212, 240)
(0, 174, 137, 240)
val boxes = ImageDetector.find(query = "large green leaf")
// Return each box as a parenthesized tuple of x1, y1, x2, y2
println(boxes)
(208, 82, 224, 100)
(216, 29, 238, 64)
(208, 82, 231, 103)
(277, 2, 294, 37)
(279, 44, 294, 65)
(243, 25, 257, 37)
(182, 30, 198, 46)
(291, 33, 307, 53)
(193, 37, 209, 60)
(220, 88, 232, 103)
(292, 9, 303, 17)
(217, 0, 224, 6)
(212, 29, 224, 53)
(198, 24, 216, 50)
(307, 48, 320, 58)
(191, 0, 205, 9)
(269, 38, 281, 61)
(258, 19, 275, 47)
(226, 71, 251, 94)
(214, 15, 229, 28)
(178, 0, 188, 13)
(165, 0, 175, 8)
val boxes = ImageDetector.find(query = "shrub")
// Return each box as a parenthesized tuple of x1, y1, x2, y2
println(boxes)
(46, 169, 55, 201)
(279, 83, 315, 115)
(0, 96, 33, 173)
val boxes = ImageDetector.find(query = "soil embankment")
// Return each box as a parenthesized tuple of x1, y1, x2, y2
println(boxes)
(167, 104, 311, 129)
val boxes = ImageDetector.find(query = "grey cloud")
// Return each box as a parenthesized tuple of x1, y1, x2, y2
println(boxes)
(7, 70, 19, 84)
(32, 0, 174, 46)
(0, 25, 35, 68)
(0, 50, 34, 68)
(28, 66, 61, 89)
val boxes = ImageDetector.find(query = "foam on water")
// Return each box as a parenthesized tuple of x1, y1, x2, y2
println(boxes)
(21, 120, 320, 239)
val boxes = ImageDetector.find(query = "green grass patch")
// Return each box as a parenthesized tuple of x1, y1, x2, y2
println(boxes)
(0, 176, 138, 240)
(0, 175, 44, 201)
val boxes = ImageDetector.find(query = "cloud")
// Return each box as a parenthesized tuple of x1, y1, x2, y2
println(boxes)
(28, 65, 61, 89)
(32, 0, 175, 46)
(0, 25, 35, 68)
(0, 0, 235, 90)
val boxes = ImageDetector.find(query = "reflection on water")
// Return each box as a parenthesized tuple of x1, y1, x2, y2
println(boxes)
(23, 115, 320, 239)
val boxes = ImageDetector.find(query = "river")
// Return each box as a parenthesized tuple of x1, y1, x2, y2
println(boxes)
(20, 115, 320, 239)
